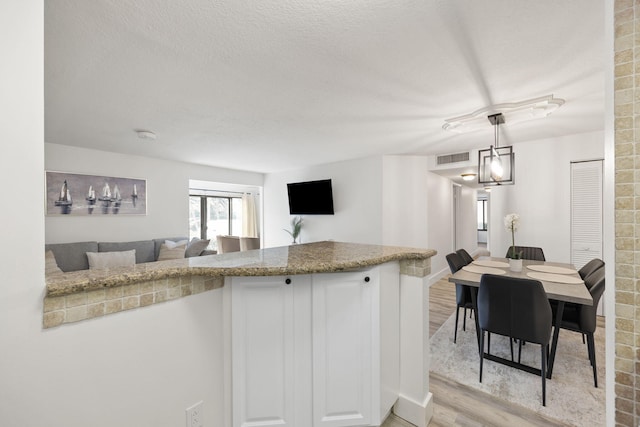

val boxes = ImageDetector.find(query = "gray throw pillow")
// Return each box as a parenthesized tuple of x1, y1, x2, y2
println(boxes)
(185, 238, 210, 257)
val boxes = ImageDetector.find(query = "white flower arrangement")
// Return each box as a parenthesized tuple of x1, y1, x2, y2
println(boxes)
(504, 213, 521, 259)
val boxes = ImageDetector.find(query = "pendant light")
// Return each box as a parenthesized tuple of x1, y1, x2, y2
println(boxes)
(478, 113, 515, 186)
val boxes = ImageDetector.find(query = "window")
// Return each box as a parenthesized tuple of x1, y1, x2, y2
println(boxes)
(477, 199, 488, 231)
(189, 195, 243, 251)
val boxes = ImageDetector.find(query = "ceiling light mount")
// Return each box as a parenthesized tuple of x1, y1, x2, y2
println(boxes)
(442, 94, 564, 133)
(136, 130, 156, 141)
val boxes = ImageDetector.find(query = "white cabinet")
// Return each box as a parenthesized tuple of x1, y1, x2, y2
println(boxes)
(230, 275, 311, 427)
(312, 270, 377, 427)
(230, 263, 399, 427)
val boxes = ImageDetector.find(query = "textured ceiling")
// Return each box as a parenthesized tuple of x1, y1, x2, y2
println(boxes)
(45, 0, 605, 174)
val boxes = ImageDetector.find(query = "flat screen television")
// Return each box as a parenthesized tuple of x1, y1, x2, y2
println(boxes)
(287, 179, 335, 215)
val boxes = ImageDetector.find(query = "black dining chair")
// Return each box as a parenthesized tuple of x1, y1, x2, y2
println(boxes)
(505, 246, 546, 261)
(456, 248, 474, 265)
(578, 258, 605, 280)
(553, 267, 605, 387)
(478, 274, 552, 406)
(446, 252, 474, 344)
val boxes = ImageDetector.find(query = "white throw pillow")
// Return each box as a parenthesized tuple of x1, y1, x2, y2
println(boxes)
(87, 250, 136, 270)
(165, 239, 188, 249)
(157, 243, 187, 261)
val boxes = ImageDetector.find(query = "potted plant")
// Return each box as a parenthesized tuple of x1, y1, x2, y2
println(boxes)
(284, 216, 303, 244)
(504, 213, 523, 272)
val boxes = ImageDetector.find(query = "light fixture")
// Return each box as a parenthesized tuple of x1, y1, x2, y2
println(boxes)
(484, 187, 492, 193)
(477, 113, 515, 186)
(461, 173, 476, 181)
(442, 94, 564, 134)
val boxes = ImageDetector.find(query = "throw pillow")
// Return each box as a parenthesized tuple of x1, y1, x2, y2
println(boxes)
(45, 250, 63, 274)
(157, 242, 187, 261)
(165, 239, 188, 249)
(87, 250, 136, 270)
(185, 238, 210, 258)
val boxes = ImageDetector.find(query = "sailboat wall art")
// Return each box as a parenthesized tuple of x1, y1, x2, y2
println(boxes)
(46, 171, 146, 216)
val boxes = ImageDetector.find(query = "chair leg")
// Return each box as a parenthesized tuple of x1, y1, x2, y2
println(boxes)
(510, 338, 514, 362)
(463, 307, 467, 331)
(487, 332, 491, 354)
(541, 344, 547, 406)
(479, 330, 485, 383)
(587, 333, 598, 388)
(454, 306, 460, 344)
(518, 340, 523, 364)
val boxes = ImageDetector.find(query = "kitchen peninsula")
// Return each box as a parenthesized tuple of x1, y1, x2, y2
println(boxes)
(44, 241, 436, 427)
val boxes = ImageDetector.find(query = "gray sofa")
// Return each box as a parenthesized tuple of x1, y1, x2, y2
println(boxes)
(45, 237, 215, 273)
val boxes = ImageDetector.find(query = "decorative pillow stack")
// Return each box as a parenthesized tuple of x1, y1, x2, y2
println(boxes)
(157, 239, 188, 261)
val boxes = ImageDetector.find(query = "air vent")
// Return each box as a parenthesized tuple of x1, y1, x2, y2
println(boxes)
(437, 152, 470, 165)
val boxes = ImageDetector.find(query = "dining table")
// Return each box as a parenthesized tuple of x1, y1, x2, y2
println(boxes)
(448, 256, 593, 379)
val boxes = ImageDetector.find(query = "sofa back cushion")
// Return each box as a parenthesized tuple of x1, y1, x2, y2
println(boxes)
(45, 241, 99, 272)
(98, 240, 155, 264)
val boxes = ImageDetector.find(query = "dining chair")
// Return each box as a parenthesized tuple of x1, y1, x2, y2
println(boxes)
(456, 248, 474, 265)
(478, 274, 552, 406)
(578, 258, 604, 280)
(553, 267, 605, 387)
(239, 237, 261, 251)
(505, 246, 546, 261)
(446, 252, 474, 344)
(216, 235, 241, 253)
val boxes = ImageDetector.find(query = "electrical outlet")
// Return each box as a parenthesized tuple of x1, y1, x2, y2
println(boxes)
(186, 401, 204, 427)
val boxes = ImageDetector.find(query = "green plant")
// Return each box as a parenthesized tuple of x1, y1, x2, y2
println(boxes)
(284, 216, 303, 243)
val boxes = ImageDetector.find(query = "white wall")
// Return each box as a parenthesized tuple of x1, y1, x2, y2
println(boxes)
(263, 156, 383, 247)
(45, 143, 263, 243)
(426, 173, 455, 277)
(488, 131, 604, 262)
(382, 156, 429, 248)
(459, 185, 478, 253)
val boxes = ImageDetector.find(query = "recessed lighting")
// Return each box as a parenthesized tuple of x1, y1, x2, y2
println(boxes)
(136, 130, 156, 140)
(461, 173, 476, 181)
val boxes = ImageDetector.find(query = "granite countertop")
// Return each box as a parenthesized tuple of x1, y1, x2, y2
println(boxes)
(46, 241, 437, 297)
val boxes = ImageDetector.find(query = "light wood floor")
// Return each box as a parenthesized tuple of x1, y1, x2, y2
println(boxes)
(423, 276, 604, 427)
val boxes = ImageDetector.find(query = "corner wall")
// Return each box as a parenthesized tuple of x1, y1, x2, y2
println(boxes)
(488, 131, 604, 262)
(613, 1, 639, 424)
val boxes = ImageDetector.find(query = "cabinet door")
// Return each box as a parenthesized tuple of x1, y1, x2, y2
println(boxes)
(231, 276, 310, 427)
(312, 269, 378, 427)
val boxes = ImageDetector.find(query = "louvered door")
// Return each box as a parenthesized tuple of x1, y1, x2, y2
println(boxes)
(571, 160, 603, 270)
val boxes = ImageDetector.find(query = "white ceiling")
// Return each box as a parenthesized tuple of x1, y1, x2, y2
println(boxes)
(45, 0, 605, 174)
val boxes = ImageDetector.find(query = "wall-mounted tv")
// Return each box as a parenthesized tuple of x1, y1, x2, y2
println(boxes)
(287, 179, 335, 215)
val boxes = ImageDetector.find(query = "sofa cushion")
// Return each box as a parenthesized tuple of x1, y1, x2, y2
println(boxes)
(185, 238, 210, 258)
(45, 241, 99, 272)
(153, 237, 189, 261)
(99, 240, 155, 264)
(157, 243, 187, 261)
(87, 250, 136, 270)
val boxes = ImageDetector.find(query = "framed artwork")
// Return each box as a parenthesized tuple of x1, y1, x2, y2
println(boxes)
(46, 171, 147, 216)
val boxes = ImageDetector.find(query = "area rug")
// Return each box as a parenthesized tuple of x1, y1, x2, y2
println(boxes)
(430, 313, 605, 426)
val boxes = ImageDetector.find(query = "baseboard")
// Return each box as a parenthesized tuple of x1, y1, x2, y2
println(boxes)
(427, 266, 450, 287)
(392, 392, 433, 427)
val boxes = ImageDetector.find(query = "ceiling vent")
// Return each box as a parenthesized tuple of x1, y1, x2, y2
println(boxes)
(437, 152, 470, 165)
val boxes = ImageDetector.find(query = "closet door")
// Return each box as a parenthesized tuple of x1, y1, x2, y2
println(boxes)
(571, 160, 603, 269)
